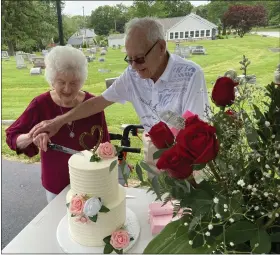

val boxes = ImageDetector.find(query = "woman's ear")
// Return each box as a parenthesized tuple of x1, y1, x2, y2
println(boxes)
(159, 40, 167, 54)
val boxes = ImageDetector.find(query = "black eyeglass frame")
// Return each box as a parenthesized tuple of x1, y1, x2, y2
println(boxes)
(124, 40, 159, 65)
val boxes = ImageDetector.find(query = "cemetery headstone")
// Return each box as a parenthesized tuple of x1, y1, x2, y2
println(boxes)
(33, 57, 46, 69)
(274, 64, 280, 85)
(192, 46, 206, 55)
(30, 67, 42, 75)
(16, 55, 27, 69)
(105, 77, 117, 89)
(1, 51, 9, 60)
(90, 48, 96, 54)
(98, 57, 105, 62)
(118, 45, 121, 49)
(98, 69, 111, 73)
(100, 50, 107, 55)
(28, 54, 37, 64)
(112, 45, 116, 49)
(42, 50, 48, 57)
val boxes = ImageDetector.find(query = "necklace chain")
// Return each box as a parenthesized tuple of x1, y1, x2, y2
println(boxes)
(59, 101, 75, 138)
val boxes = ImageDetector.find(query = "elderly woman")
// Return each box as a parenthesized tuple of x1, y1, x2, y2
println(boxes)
(6, 46, 110, 203)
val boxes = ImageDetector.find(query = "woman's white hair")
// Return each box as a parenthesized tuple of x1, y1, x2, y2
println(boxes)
(44, 46, 88, 87)
(125, 17, 165, 43)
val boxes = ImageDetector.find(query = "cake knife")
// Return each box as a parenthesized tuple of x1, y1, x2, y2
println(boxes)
(47, 143, 84, 156)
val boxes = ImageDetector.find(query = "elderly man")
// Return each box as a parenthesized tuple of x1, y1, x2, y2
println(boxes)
(30, 17, 210, 175)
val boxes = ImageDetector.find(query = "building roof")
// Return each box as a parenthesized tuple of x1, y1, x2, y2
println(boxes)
(155, 16, 185, 34)
(108, 33, 125, 40)
(167, 13, 217, 32)
(67, 28, 96, 45)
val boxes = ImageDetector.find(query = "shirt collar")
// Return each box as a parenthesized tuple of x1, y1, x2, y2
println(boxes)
(158, 51, 174, 82)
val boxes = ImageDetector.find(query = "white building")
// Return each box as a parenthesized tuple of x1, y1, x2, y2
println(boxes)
(156, 13, 218, 41)
(108, 34, 125, 47)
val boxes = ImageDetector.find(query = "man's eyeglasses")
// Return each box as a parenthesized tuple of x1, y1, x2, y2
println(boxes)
(124, 40, 159, 65)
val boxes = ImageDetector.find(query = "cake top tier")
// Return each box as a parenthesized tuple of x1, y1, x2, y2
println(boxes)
(69, 142, 118, 171)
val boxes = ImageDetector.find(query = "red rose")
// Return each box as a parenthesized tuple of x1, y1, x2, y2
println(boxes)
(212, 77, 238, 107)
(176, 115, 219, 164)
(156, 146, 194, 179)
(148, 121, 174, 149)
(225, 109, 243, 128)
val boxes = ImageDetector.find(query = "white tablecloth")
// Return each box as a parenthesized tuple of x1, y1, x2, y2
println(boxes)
(2, 186, 156, 254)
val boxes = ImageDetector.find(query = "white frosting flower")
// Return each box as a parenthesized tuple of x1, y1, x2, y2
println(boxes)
(83, 197, 102, 217)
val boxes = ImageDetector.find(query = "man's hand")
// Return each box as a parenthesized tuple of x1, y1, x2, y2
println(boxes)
(29, 116, 64, 138)
(32, 133, 51, 152)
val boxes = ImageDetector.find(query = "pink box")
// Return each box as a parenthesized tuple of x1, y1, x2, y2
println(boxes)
(148, 202, 182, 235)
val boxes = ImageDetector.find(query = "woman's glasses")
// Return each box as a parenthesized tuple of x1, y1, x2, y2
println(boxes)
(124, 40, 159, 65)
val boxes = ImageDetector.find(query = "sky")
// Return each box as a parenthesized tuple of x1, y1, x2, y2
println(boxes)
(63, 1, 210, 16)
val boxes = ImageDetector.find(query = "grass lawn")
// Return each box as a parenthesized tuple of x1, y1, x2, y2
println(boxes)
(2, 34, 279, 179)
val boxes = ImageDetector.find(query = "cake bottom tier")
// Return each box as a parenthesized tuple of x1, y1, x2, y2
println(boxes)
(66, 186, 126, 246)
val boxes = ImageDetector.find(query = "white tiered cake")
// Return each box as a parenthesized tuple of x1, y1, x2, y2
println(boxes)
(66, 149, 126, 247)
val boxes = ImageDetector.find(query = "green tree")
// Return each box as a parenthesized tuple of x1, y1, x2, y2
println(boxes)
(1, 0, 57, 54)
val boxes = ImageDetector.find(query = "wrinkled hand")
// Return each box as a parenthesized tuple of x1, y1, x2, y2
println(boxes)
(32, 133, 51, 152)
(29, 117, 63, 138)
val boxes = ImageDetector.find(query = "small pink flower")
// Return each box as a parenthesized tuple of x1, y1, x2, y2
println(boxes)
(75, 215, 89, 224)
(97, 142, 116, 159)
(70, 195, 85, 215)
(110, 230, 130, 249)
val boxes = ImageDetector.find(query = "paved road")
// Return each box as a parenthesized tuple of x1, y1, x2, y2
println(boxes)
(2, 159, 47, 250)
(254, 31, 280, 38)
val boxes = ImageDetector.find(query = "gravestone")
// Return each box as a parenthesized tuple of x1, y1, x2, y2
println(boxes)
(98, 69, 110, 73)
(90, 48, 96, 54)
(16, 55, 27, 69)
(28, 54, 37, 64)
(18, 53, 29, 60)
(98, 57, 105, 62)
(42, 50, 48, 57)
(1, 51, 9, 60)
(86, 56, 94, 62)
(100, 50, 107, 56)
(118, 45, 121, 49)
(274, 64, 280, 84)
(112, 45, 116, 49)
(30, 67, 42, 75)
(105, 77, 117, 89)
(33, 57, 46, 69)
(16, 51, 24, 55)
(192, 46, 206, 55)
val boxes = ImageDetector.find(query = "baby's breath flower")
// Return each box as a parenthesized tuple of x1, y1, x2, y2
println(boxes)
(230, 242, 234, 247)
(208, 224, 213, 230)
(213, 197, 219, 204)
(189, 240, 193, 245)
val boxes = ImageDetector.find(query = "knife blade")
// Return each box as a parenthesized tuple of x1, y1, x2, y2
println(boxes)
(47, 143, 84, 156)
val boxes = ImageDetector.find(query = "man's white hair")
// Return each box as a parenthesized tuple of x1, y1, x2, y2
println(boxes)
(44, 46, 88, 87)
(125, 17, 165, 43)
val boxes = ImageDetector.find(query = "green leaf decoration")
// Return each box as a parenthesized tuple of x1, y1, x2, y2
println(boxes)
(109, 160, 118, 172)
(99, 205, 110, 213)
(130, 237, 134, 241)
(98, 197, 101, 202)
(225, 220, 258, 244)
(144, 219, 211, 254)
(192, 233, 204, 248)
(241, 111, 259, 150)
(71, 214, 75, 217)
(140, 161, 159, 176)
(104, 243, 114, 254)
(135, 163, 144, 182)
(192, 163, 206, 170)
(66, 202, 70, 208)
(250, 229, 271, 254)
(103, 235, 111, 244)
(114, 248, 123, 254)
(90, 153, 101, 162)
(153, 148, 168, 160)
(271, 232, 280, 242)
(120, 161, 128, 185)
(151, 176, 161, 200)
(89, 214, 98, 222)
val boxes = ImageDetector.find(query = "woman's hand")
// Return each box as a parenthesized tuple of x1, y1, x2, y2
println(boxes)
(32, 133, 51, 152)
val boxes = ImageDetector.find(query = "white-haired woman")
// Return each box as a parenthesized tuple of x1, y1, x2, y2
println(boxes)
(6, 46, 110, 203)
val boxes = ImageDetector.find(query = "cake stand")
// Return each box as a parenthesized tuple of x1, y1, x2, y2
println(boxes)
(57, 207, 140, 253)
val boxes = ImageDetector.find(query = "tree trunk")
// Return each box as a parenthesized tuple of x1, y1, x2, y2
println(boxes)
(222, 26, 227, 35)
(7, 41, 15, 56)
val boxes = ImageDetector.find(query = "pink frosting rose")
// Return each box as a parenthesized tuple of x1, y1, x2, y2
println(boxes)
(75, 215, 89, 224)
(97, 142, 116, 159)
(70, 195, 85, 215)
(110, 230, 130, 249)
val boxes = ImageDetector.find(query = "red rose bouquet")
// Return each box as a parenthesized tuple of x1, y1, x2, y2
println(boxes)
(135, 56, 280, 254)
